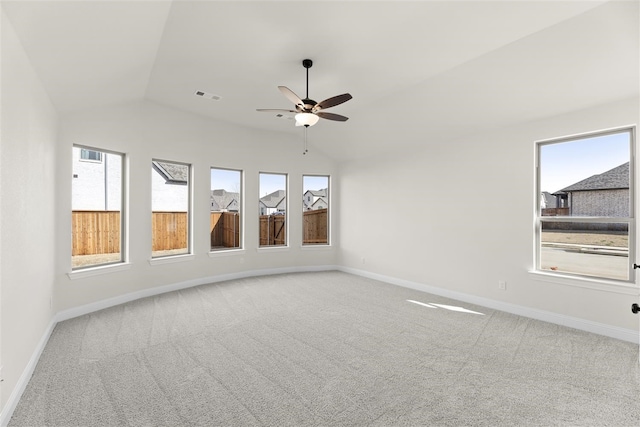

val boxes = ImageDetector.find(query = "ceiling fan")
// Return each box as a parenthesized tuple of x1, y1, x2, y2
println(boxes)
(257, 59, 352, 127)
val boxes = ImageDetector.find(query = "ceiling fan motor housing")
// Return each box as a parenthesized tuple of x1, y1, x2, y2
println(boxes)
(298, 98, 317, 112)
(256, 57, 351, 124)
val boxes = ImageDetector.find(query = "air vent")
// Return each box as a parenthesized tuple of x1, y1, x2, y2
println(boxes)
(194, 90, 221, 101)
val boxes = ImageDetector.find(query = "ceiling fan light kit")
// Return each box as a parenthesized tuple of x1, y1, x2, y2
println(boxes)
(257, 59, 352, 154)
(295, 112, 320, 127)
(257, 58, 352, 153)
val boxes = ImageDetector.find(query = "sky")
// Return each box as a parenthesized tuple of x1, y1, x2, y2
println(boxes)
(539, 131, 630, 194)
(210, 168, 241, 193)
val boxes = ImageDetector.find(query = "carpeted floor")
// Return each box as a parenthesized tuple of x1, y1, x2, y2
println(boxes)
(9, 271, 640, 426)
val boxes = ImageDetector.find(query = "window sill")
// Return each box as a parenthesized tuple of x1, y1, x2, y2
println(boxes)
(300, 244, 332, 251)
(257, 246, 290, 253)
(209, 249, 246, 258)
(528, 270, 638, 295)
(68, 262, 132, 280)
(149, 254, 195, 266)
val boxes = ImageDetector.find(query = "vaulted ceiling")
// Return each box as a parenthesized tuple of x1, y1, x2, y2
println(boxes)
(3, 1, 638, 160)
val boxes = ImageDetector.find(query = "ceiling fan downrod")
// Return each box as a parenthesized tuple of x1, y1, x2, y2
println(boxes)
(302, 59, 312, 100)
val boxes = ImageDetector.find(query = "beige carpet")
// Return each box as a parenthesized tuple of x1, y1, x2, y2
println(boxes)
(9, 271, 640, 426)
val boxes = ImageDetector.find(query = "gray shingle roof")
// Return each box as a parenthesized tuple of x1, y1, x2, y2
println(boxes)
(153, 161, 189, 184)
(211, 189, 239, 211)
(307, 189, 327, 197)
(560, 162, 629, 192)
(260, 190, 286, 208)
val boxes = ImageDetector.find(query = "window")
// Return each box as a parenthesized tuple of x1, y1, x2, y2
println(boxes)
(80, 148, 102, 162)
(536, 127, 635, 282)
(210, 167, 242, 251)
(259, 172, 287, 247)
(152, 160, 191, 258)
(71, 145, 124, 269)
(303, 175, 329, 245)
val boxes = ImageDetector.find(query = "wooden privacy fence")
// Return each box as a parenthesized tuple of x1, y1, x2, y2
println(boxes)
(72, 208, 328, 255)
(303, 208, 328, 244)
(72, 211, 120, 256)
(260, 214, 286, 246)
(72, 211, 189, 255)
(152, 212, 188, 251)
(542, 208, 570, 216)
(211, 212, 240, 248)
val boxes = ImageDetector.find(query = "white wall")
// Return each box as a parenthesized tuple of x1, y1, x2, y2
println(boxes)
(55, 101, 339, 312)
(0, 9, 58, 415)
(339, 97, 640, 331)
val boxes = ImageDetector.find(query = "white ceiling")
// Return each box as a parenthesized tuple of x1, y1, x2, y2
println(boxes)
(3, 1, 638, 161)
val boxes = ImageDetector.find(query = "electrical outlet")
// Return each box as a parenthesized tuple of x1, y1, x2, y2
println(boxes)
(498, 281, 507, 290)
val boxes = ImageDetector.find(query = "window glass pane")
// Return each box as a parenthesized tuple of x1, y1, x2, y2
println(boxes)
(536, 128, 633, 282)
(152, 160, 190, 257)
(259, 173, 287, 247)
(210, 168, 242, 251)
(540, 221, 629, 281)
(539, 132, 630, 217)
(72, 146, 123, 269)
(303, 175, 329, 245)
(80, 149, 102, 161)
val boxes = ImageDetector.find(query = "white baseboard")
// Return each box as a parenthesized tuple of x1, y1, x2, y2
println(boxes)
(56, 264, 339, 323)
(1, 264, 337, 427)
(0, 318, 57, 427)
(3, 265, 636, 427)
(338, 266, 639, 344)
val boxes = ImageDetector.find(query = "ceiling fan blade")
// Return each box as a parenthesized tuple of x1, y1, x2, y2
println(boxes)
(278, 86, 304, 108)
(256, 108, 297, 113)
(316, 112, 349, 122)
(313, 93, 352, 112)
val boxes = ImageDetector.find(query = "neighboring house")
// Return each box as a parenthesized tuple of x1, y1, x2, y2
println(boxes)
(555, 162, 629, 217)
(71, 147, 122, 211)
(211, 189, 240, 212)
(151, 161, 189, 212)
(303, 188, 328, 210)
(260, 190, 286, 215)
(540, 191, 557, 210)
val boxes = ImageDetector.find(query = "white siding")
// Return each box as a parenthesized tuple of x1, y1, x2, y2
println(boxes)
(71, 147, 122, 211)
(151, 166, 189, 212)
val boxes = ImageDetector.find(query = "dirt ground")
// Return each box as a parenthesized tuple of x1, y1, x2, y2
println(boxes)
(541, 231, 628, 247)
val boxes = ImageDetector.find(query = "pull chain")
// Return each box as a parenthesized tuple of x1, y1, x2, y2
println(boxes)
(303, 125, 309, 155)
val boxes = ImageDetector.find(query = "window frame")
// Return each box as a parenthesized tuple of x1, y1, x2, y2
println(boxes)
(534, 126, 636, 284)
(151, 158, 193, 259)
(209, 166, 243, 253)
(79, 148, 103, 162)
(71, 144, 126, 271)
(258, 171, 288, 248)
(302, 174, 330, 246)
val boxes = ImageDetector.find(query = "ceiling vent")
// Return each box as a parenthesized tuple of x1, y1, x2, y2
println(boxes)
(194, 90, 221, 101)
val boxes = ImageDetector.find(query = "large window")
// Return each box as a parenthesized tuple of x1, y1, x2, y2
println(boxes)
(71, 145, 124, 269)
(152, 160, 191, 258)
(259, 172, 287, 247)
(210, 167, 242, 251)
(536, 127, 635, 282)
(303, 175, 329, 245)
